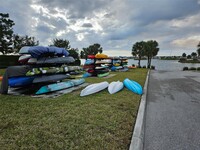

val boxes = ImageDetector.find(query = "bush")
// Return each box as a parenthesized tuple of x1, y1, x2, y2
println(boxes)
(189, 67, 196, 70)
(151, 66, 155, 70)
(179, 57, 187, 62)
(183, 67, 189, 71)
(143, 65, 146, 68)
(197, 67, 200, 71)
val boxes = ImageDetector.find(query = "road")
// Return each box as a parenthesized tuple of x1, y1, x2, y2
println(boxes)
(144, 70, 200, 150)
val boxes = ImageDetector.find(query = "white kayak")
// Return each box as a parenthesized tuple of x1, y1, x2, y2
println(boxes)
(108, 81, 124, 94)
(80, 81, 109, 96)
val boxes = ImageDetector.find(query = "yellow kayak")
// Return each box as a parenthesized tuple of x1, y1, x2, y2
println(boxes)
(95, 53, 108, 59)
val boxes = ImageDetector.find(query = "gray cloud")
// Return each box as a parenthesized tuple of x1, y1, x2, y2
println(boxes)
(82, 23, 93, 28)
(1, 0, 200, 56)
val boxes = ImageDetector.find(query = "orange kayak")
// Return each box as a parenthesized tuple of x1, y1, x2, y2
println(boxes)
(128, 66, 137, 69)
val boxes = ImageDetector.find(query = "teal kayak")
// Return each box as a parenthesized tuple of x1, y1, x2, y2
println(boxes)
(123, 78, 143, 95)
(36, 78, 85, 95)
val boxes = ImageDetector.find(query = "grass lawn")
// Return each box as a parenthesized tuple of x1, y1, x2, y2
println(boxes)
(0, 68, 148, 149)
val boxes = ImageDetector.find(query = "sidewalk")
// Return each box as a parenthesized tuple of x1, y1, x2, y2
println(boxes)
(144, 70, 200, 150)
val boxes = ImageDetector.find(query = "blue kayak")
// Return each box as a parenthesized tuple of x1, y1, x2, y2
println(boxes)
(123, 78, 143, 95)
(9, 76, 35, 87)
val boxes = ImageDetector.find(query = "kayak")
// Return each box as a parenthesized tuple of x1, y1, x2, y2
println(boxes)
(123, 78, 143, 95)
(95, 53, 108, 59)
(80, 81, 109, 96)
(97, 72, 109, 77)
(0, 76, 3, 81)
(108, 81, 124, 94)
(33, 74, 71, 83)
(9, 76, 35, 87)
(36, 78, 85, 95)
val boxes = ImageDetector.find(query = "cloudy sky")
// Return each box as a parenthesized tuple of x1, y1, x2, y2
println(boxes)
(1, 0, 200, 56)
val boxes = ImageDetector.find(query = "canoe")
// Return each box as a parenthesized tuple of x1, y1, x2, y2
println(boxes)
(123, 78, 143, 95)
(80, 81, 109, 96)
(36, 78, 85, 95)
(97, 72, 109, 77)
(108, 81, 124, 94)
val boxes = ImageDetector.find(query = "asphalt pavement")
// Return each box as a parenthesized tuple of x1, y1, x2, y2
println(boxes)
(144, 70, 200, 150)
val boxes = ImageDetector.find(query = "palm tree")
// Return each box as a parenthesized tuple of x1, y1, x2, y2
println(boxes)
(132, 41, 145, 67)
(144, 40, 159, 68)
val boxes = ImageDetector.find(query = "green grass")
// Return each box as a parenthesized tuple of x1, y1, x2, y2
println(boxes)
(0, 69, 148, 149)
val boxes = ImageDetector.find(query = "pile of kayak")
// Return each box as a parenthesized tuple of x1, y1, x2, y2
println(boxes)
(0, 46, 83, 95)
(83, 54, 111, 78)
(80, 78, 143, 96)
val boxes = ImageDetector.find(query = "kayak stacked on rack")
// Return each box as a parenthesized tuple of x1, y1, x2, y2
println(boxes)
(110, 57, 129, 72)
(0, 46, 84, 95)
(82, 54, 111, 78)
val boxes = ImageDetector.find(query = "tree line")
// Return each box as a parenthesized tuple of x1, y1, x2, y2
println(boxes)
(1, 13, 160, 66)
(182, 43, 200, 59)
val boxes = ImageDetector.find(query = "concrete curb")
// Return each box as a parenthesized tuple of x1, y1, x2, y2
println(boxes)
(129, 70, 150, 150)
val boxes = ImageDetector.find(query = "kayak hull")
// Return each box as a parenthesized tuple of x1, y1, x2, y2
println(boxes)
(123, 78, 143, 95)
(80, 81, 109, 96)
(108, 81, 124, 94)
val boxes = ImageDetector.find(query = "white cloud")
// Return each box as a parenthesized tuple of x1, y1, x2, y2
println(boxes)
(171, 36, 200, 49)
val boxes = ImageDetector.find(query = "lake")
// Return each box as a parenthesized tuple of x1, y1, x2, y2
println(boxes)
(81, 59, 200, 71)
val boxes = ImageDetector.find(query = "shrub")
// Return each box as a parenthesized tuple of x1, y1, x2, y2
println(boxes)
(179, 57, 187, 62)
(143, 65, 146, 68)
(189, 67, 196, 70)
(183, 67, 189, 71)
(197, 67, 200, 71)
(151, 66, 155, 70)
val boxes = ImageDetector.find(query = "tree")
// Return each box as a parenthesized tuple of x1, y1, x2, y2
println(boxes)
(182, 53, 187, 58)
(187, 55, 191, 59)
(197, 42, 200, 57)
(50, 38, 79, 60)
(144, 40, 159, 68)
(13, 34, 39, 53)
(68, 48, 79, 60)
(132, 41, 145, 67)
(81, 43, 103, 59)
(51, 38, 71, 50)
(191, 52, 197, 59)
(0, 13, 15, 54)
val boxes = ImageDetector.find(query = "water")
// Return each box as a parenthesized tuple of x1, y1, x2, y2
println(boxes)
(81, 59, 200, 71)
